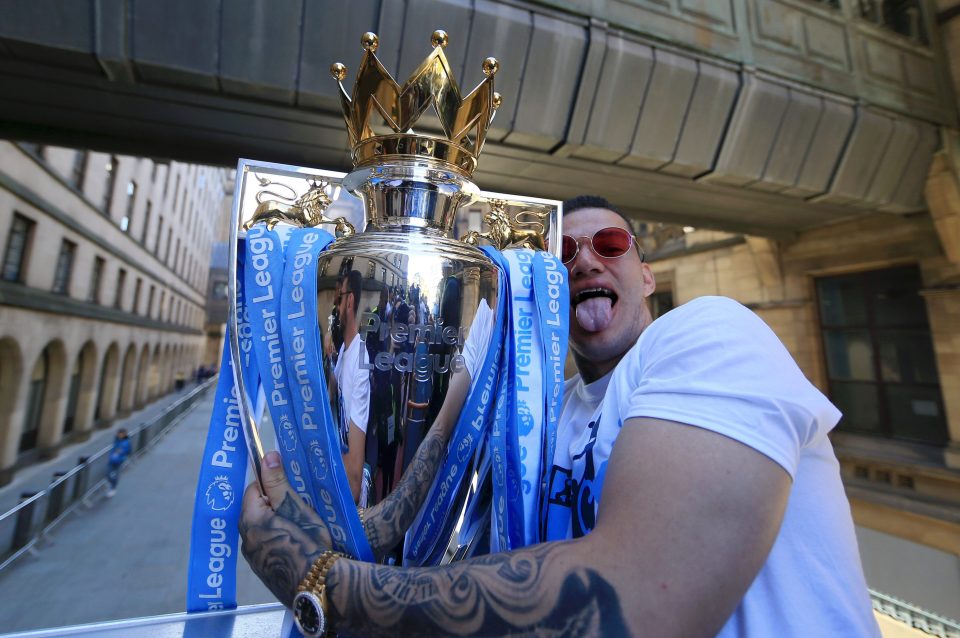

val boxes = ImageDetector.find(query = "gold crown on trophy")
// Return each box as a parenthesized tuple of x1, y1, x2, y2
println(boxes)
(330, 30, 501, 178)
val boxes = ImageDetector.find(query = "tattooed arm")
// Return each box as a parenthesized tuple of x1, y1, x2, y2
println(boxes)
(241, 417, 791, 636)
(361, 366, 472, 557)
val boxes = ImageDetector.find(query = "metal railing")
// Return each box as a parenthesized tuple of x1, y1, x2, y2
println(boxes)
(0, 379, 216, 574)
(871, 589, 960, 638)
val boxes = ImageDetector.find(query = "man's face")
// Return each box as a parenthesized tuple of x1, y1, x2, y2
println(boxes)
(563, 208, 655, 371)
(336, 283, 352, 321)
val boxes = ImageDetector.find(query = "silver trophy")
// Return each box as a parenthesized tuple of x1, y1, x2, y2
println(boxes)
(228, 30, 561, 563)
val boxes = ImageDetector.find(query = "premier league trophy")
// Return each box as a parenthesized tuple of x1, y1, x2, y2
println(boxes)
(189, 28, 565, 619)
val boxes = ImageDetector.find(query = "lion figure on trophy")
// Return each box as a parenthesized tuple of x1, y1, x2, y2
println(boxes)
(461, 199, 548, 251)
(243, 177, 355, 237)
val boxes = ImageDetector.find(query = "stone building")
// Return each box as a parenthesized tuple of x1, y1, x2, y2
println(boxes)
(0, 141, 228, 485)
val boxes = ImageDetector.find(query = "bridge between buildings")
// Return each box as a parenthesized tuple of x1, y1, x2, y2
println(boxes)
(1, 0, 957, 237)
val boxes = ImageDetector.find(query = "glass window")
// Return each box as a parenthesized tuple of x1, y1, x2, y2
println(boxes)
(52, 239, 77, 295)
(141, 201, 152, 245)
(2, 213, 34, 282)
(132, 278, 142, 314)
(88, 256, 105, 303)
(102, 156, 117, 213)
(114, 268, 127, 309)
(859, 0, 928, 45)
(71, 152, 87, 190)
(121, 180, 136, 232)
(816, 265, 946, 444)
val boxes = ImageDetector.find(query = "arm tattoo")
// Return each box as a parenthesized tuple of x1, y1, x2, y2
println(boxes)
(363, 424, 447, 558)
(239, 494, 332, 606)
(326, 541, 630, 637)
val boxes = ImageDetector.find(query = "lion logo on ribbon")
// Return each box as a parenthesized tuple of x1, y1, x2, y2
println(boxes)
(309, 441, 329, 481)
(279, 415, 298, 452)
(205, 475, 234, 512)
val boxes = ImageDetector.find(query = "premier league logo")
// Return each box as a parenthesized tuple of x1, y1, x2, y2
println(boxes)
(517, 402, 534, 436)
(279, 415, 298, 452)
(205, 475, 235, 512)
(309, 441, 329, 481)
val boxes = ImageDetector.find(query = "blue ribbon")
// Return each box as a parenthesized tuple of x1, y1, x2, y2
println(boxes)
(279, 227, 373, 561)
(186, 240, 259, 612)
(532, 251, 569, 541)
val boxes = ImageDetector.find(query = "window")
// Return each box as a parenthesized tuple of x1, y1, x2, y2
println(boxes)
(147, 284, 155, 317)
(52, 239, 77, 294)
(121, 180, 137, 232)
(816, 265, 947, 444)
(155, 216, 164, 256)
(212, 280, 228, 300)
(132, 277, 142, 314)
(165, 227, 173, 263)
(649, 290, 674, 319)
(859, 0, 928, 45)
(71, 152, 87, 190)
(141, 201, 152, 245)
(20, 143, 44, 158)
(2, 213, 34, 282)
(114, 268, 127, 309)
(88, 256, 105, 303)
(102, 156, 118, 213)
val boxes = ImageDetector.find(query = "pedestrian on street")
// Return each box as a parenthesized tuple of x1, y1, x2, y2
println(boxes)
(105, 429, 131, 498)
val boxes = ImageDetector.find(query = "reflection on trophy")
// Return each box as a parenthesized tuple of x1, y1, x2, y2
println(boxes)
(227, 29, 561, 567)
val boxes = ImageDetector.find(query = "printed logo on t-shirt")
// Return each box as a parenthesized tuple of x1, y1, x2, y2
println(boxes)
(545, 414, 608, 538)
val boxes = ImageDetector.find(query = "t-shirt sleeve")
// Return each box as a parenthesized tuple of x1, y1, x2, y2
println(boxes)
(622, 297, 841, 478)
(461, 299, 494, 381)
(349, 344, 370, 434)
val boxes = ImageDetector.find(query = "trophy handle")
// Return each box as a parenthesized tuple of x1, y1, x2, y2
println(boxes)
(459, 198, 550, 252)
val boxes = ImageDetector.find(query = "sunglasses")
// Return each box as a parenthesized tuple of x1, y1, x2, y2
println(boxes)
(561, 227, 643, 264)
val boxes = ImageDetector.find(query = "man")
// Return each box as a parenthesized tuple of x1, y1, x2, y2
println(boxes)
(240, 196, 879, 636)
(333, 270, 370, 504)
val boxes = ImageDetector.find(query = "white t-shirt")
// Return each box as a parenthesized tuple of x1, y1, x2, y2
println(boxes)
(334, 335, 370, 441)
(545, 296, 879, 637)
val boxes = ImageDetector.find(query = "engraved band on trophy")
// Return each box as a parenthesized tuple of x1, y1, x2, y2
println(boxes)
(226, 30, 562, 564)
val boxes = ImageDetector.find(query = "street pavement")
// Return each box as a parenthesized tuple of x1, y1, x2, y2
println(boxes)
(0, 384, 274, 634)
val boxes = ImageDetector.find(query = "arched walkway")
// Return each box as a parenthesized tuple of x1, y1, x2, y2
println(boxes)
(134, 344, 150, 407)
(0, 338, 24, 478)
(24, 340, 67, 458)
(117, 344, 138, 414)
(68, 341, 98, 435)
(95, 342, 120, 424)
(149, 343, 162, 399)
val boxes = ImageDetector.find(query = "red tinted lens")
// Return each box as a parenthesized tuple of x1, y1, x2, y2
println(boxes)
(592, 227, 632, 258)
(561, 235, 579, 263)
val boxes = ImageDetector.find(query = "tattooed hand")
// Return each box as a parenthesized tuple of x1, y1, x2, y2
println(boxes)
(239, 451, 332, 607)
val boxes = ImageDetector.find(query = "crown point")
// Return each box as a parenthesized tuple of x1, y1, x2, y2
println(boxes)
(431, 30, 449, 48)
(492, 92, 502, 109)
(330, 62, 348, 81)
(361, 32, 379, 51)
(482, 57, 500, 77)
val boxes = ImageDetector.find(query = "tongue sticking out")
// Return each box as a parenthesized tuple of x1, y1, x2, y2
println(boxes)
(575, 297, 614, 332)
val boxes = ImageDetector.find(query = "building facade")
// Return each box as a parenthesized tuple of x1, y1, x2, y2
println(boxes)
(0, 141, 228, 485)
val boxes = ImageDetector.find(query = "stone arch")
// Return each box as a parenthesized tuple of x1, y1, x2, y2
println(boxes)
(0, 337, 24, 481)
(29, 339, 68, 459)
(135, 343, 150, 407)
(117, 343, 138, 414)
(95, 342, 120, 424)
(64, 340, 98, 437)
(161, 343, 173, 393)
(149, 343, 162, 399)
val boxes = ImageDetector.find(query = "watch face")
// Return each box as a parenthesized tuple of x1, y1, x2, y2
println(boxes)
(294, 591, 326, 637)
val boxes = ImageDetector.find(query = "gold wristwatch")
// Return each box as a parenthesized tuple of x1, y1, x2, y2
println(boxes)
(292, 551, 347, 637)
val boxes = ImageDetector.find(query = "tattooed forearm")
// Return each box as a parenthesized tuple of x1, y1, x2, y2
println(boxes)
(326, 541, 630, 637)
(363, 424, 447, 557)
(239, 493, 331, 606)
